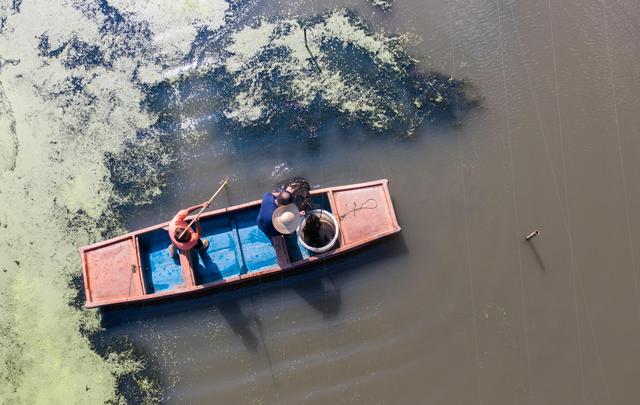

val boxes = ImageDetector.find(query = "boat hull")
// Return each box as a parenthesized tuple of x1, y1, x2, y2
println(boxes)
(80, 179, 401, 308)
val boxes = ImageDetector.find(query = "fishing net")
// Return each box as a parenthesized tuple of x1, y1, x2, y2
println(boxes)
(274, 177, 312, 211)
(303, 213, 321, 245)
(302, 213, 334, 248)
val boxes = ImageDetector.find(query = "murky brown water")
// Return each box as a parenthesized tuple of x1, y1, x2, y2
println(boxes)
(104, 0, 640, 403)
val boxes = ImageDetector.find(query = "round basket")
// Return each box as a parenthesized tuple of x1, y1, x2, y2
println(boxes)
(297, 209, 340, 254)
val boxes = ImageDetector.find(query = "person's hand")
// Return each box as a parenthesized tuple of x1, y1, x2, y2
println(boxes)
(203, 201, 210, 208)
(299, 210, 305, 216)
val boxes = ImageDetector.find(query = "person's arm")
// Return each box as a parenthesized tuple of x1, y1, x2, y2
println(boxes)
(174, 209, 190, 221)
(195, 219, 203, 236)
(185, 202, 208, 214)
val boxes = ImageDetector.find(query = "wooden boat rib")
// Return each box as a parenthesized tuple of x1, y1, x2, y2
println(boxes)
(80, 179, 401, 308)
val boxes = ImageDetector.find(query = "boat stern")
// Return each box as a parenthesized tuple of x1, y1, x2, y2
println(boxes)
(80, 236, 145, 308)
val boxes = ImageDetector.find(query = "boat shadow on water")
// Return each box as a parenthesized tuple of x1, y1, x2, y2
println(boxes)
(99, 233, 408, 351)
(283, 235, 342, 320)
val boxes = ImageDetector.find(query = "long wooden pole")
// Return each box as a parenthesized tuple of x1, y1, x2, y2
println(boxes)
(178, 179, 228, 239)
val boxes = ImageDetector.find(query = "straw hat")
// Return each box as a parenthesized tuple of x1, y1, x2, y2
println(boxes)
(272, 203, 301, 235)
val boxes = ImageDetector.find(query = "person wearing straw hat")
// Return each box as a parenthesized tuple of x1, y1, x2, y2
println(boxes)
(272, 201, 303, 235)
(257, 190, 303, 238)
(167, 202, 210, 258)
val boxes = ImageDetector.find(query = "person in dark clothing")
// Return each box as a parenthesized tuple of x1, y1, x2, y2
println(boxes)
(257, 190, 294, 237)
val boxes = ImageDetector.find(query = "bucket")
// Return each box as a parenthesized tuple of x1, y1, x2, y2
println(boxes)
(297, 209, 340, 254)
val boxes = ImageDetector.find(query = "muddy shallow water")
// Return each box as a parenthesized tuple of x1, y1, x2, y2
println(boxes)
(2, 0, 640, 403)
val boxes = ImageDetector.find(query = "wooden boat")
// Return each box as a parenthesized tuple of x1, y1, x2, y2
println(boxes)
(80, 179, 401, 308)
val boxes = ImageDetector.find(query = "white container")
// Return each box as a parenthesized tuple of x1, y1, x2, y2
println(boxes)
(297, 209, 340, 254)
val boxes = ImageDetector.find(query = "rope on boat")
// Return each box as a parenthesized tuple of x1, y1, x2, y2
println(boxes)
(338, 198, 379, 221)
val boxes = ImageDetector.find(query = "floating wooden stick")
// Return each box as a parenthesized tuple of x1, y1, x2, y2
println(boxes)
(525, 230, 540, 241)
(303, 27, 321, 72)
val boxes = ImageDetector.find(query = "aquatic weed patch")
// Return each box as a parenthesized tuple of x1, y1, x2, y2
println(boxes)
(159, 9, 476, 140)
(0, 0, 229, 402)
(368, 0, 394, 12)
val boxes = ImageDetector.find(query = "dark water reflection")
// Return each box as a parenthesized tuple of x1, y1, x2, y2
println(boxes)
(292, 276, 341, 320)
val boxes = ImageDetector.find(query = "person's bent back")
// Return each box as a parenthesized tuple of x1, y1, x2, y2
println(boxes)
(168, 203, 210, 258)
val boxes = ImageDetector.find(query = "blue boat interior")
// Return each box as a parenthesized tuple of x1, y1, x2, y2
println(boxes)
(137, 193, 333, 294)
(138, 230, 184, 294)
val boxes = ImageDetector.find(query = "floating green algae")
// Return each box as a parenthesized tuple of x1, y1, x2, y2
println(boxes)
(367, 0, 394, 12)
(0, 0, 229, 402)
(156, 9, 474, 140)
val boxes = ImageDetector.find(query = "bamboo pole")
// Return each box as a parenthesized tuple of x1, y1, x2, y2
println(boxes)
(178, 179, 228, 240)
